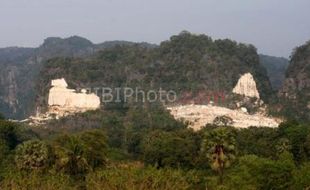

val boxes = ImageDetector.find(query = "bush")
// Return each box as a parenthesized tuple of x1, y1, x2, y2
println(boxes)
(15, 140, 52, 171)
(86, 166, 206, 190)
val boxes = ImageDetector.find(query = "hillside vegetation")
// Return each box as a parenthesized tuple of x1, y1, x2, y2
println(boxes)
(279, 41, 310, 121)
(0, 36, 154, 119)
(36, 31, 273, 112)
(0, 107, 310, 189)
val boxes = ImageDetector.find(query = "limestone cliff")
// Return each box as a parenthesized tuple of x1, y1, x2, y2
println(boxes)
(22, 78, 100, 125)
(48, 78, 100, 113)
(278, 40, 310, 121)
(233, 73, 260, 99)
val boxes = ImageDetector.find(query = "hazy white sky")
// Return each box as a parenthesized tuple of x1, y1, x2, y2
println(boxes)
(0, 0, 309, 57)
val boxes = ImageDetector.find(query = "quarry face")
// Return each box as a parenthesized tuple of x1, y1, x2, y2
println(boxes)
(25, 74, 281, 128)
(168, 73, 280, 130)
(48, 78, 100, 111)
(167, 104, 280, 130)
(24, 78, 101, 125)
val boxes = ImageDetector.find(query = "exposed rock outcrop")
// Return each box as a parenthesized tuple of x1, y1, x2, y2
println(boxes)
(168, 104, 280, 130)
(23, 78, 100, 125)
(48, 78, 100, 110)
(233, 73, 260, 98)
(47, 78, 100, 116)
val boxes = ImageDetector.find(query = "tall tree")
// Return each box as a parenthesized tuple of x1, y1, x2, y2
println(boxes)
(201, 127, 236, 184)
(53, 135, 89, 177)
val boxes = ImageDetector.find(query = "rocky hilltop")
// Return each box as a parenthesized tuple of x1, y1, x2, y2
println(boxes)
(279, 40, 310, 121)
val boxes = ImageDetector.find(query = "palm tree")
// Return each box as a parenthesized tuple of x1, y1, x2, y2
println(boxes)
(276, 138, 292, 155)
(54, 130, 108, 176)
(53, 135, 89, 176)
(79, 130, 108, 169)
(201, 127, 236, 184)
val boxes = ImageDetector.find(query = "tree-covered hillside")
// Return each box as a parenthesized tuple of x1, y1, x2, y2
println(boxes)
(36, 31, 273, 112)
(0, 36, 154, 119)
(279, 40, 310, 121)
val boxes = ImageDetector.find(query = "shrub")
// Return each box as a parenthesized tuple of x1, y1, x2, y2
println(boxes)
(15, 140, 52, 171)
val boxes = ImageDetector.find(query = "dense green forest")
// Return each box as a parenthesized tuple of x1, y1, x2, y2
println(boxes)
(0, 107, 310, 189)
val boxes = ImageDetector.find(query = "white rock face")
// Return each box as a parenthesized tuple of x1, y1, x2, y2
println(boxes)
(167, 104, 280, 130)
(48, 78, 100, 112)
(233, 73, 260, 98)
(22, 78, 101, 126)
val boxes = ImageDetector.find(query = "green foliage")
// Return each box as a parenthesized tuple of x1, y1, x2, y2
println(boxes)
(0, 120, 22, 150)
(278, 121, 310, 162)
(236, 127, 278, 158)
(53, 135, 89, 176)
(0, 171, 74, 190)
(79, 130, 108, 169)
(86, 166, 206, 190)
(293, 162, 310, 189)
(101, 112, 125, 149)
(0, 166, 206, 190)
(256, 152, 295, 190)
(53, 130, 108, 177)
(15, 140, 52, 171)
(0, 120, 37, 177)
(0, 113, 310, 190)
(225, 153, 296, 190)
(142, 129, 199, 168)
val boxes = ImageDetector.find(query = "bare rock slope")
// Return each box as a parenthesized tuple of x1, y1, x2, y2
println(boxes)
(168, 73, 280, 130)
(168, 105, 280, 130)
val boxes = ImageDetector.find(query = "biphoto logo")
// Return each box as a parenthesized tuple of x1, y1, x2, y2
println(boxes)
(77, 87, 177, 103)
